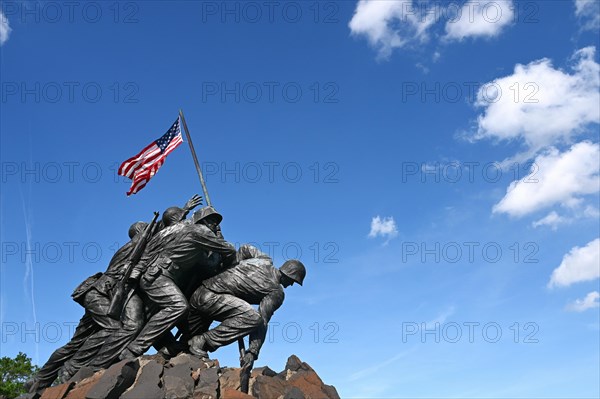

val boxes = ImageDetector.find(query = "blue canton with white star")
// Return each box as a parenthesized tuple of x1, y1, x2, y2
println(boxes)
(155, 118, 180, 152)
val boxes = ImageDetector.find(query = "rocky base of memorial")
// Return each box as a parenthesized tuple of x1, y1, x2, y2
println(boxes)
(17, 354, 339, 399)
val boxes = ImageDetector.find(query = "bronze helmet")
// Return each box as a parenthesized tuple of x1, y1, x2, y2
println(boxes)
(279, 260, 306, 286)
(192, 206, 223, 225)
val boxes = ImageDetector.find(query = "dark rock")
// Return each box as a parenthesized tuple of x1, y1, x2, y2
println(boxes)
(163, 363, 195, 399)
(284, 386, 306, 399)
(287, 368, 338, 399)
(285, 355, 312, 373)
(192, 359, 220, 382)
(144, 354, 168, 366)
(322, 384, 341, 399)
(249, 367, 277, 393)
(192, 392, 217, 399)
(121, 359, 164, 399)
(277, 355, 313, 381)
(163, 376, 193, 399)
(85, 359, 139, 399)
(204, 359, 220, 369)
(31, 353, 339, 399)
(67, 367, 95, 385)
(252, 374, 287, 398)
(218, 367, 241, 391)
(168, 353, 203, 370)
(192, 364, 219, 398)
(199, 367, 219, 385)
(251, 366, 277, 378)
(220, 388, 254, 399)
(39, 382, 74, 399)
(63, 371, 105, 399)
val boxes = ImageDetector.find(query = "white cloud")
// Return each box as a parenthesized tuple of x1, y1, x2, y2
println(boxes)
(415, 62, 430, 74)
(348, 0, 437, 59)
(566, 291, 600, 312)
(549, 238, 600, 288)
(349, 1, 516, 59)
(0, 10, 12, 46)
(583, 205, 600, 219)
(532, 206, 599, 230)
(575, 0, 600, 31)
(493, 142, 599, 218)
(472, 47, 600, 153)
(444, 0, 514, 41)
(368, 215, 398, 242)
(532, 211, 570, 230)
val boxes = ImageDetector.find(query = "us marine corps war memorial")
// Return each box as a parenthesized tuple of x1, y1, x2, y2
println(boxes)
(18, 111, 340, 399)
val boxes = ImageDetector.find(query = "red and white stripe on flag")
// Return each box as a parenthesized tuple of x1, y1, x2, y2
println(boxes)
(118, 117, 183, 195)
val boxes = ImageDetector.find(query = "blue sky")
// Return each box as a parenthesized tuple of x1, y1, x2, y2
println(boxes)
(1, 1, 599, 397)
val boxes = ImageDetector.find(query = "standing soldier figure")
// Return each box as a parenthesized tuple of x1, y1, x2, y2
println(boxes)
(120, 207, 237, 360)
(61, 195, 203, 374)
(25, 221, 149, 391)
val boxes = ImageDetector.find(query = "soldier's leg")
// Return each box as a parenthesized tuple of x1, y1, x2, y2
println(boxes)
(185, 286, 216, 342)
(88, 294, 145, 370)
(59, 289, 121, 379)
(30, 312, 99, 390)
(125, 275, 188, 356)
(143, 300, 179, 353)
(188, 288, 262, 354)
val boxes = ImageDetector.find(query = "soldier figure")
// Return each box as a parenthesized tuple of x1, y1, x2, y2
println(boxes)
(120, 207, 237, 360)
(25, 222, 148, 391)
(60, 195, 204, 376)
(159, 194, 203, 230)
(187, 245, 306, 368)
(27, 193, 308, 394)
(25, 195, 203, 391)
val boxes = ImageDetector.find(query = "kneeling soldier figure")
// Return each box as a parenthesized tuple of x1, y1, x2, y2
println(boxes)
(187, 245, 306, 367)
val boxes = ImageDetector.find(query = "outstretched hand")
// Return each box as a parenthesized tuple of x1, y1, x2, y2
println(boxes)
(241, 352, 255, 370)
(184, 194, 203, 211)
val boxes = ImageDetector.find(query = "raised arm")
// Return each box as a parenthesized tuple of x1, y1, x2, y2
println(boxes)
(182, 194, 203, 216)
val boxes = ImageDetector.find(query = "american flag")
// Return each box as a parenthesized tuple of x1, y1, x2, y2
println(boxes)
(118, 117, 183, 195)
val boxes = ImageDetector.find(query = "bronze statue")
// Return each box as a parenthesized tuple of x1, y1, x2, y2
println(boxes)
(25, 195, 203, 392)
(119, 207, 236, 360)
(25, 221, 150, 391)
(187, 244, 306, 366)
(26, 195, 307, 396)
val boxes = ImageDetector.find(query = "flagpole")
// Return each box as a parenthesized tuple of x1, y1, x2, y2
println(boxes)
(179, 109, 212, 207)
(180, 109, 247, 390)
